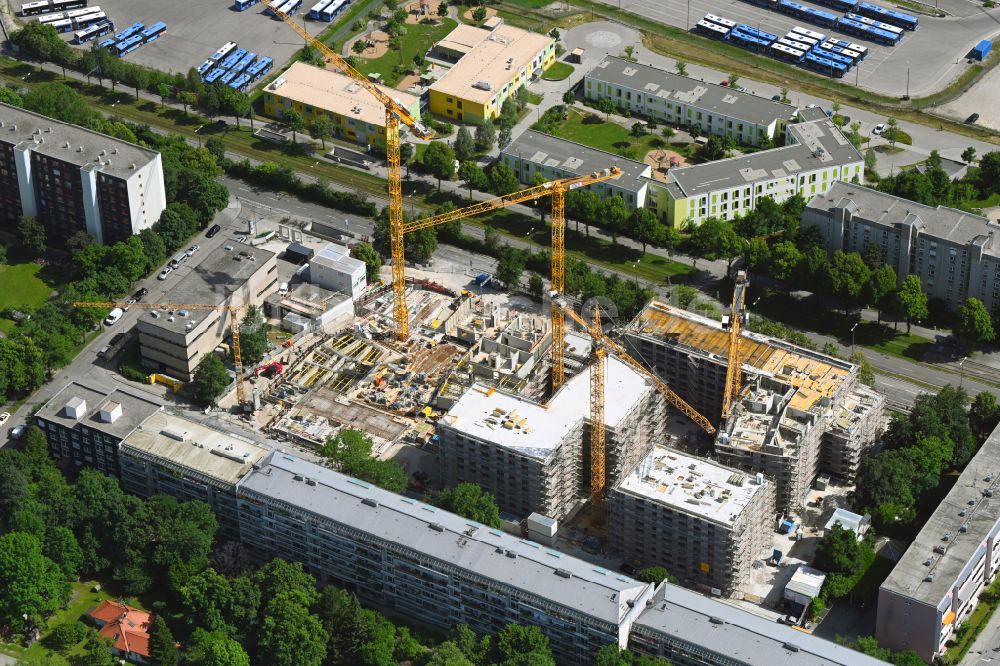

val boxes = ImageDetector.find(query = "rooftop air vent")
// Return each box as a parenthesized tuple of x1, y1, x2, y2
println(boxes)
(555, 569, 572, 579)
(78, 146, 84, 152)
(429, 523, 445, 532)
(361, 498, 378, 507)
(112, 148, 118, 154)
(784, 643, 801, 653)
(924, 574, 935, 582)
(293, 474, 304, 481)
(709, 617, 724, 625)
(505, 550, 518, 559)
(305, 478, 317, 486)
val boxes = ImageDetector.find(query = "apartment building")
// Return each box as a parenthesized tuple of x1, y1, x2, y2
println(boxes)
(437, 356, 665, 520)
(0, 103, 166, 243)
(584, 56, 797, 147)
(632, 584, 887, 666)
(500, 130, 651, 209)
(649, 118, 863, 228)
(136, 242, 278, 380)
(877, 422, 1000, 663)
(609, 445, 776, 597)
(35, 382, 163, 478)
(803, 182, 1000, 314)
(237, 451, 657, 659)
(118, 411, 269, 539)
(622, 301, 883, 512)
(428, 23, 555, 123)
(261, 63, 421, 147)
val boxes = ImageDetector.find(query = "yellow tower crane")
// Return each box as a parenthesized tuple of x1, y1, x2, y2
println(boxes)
(74, 302, 250, 409)
(553, 295, 716, 500)
(267, 2, 433, 342)
(402, 168, 622, 390)
(720, 270, 749, 419)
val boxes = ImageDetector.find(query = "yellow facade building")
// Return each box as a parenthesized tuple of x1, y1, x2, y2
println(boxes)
(428, 22, 555, 123)
(261, 62, 421, 147)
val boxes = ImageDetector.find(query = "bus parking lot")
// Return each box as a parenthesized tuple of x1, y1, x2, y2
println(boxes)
(602, 0, 1000, 99)
(58, 0, 329, 76)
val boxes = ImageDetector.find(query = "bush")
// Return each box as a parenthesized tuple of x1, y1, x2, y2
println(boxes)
(44, 621, 91, 654)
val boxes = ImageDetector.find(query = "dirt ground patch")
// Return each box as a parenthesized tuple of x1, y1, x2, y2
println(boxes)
(404, 1, 443, 23)
(396, 73, 422, 92)
(353, 30, 391, 60)
(462, 6, 498, 21)
(643, 148, 687, 182)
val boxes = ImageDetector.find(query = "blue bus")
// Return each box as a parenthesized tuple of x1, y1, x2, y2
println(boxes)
(209, 41, 238, 63)
(198, 59, 215, 77)
(112, 34, 143, 56)
(770, 41, 806, 62)
(232, 51, 257, 74)
(818, 41, 863, 63)
(245, 56, 273, 82)
(695, 19, 731, 39)
(204, 67, 228, 84)
(845, 13, 903, 35)
(235, 0, 261, 9)
(811, 0, 857, 10)
(837, 17, 900, 45)
(74, 19, 112, 43)
(220, 69, 239, 85)
(784, 33, 816, 52)
(230, 73, 252, 91)
(743, 0, 777, 7)
(321, 0, 348, 20)
(97, 36, 115, 48)
(730, 28, 777, 52)
(309, 0, 333, 18)
(113, 21, 143, 41)
(856, 1, 917, 29)
(271, 0, 302, 16)
(140, 21, 166, 43)
(804, 51, 847, 77)
(220, 48, 246, 71)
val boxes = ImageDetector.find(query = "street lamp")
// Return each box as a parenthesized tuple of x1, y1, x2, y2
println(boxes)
(195, 125, 205, 147)
(851, 322, 859, 354)
(959, 356, 968, 388)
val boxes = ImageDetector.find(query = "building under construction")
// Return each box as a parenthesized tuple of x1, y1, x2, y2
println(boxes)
(622, 301, 885, 513)
(437, 356, 666, 520)
(610, 445, 776, 597)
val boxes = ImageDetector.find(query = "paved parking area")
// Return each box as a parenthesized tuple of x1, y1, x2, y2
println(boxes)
(592, 0, 1000, 98)
(62, 0, 330, 76)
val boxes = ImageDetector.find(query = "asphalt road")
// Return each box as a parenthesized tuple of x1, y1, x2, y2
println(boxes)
(587, 0, 1000, 98)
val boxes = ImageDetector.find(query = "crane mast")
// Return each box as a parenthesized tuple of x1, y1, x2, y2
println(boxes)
(721, 270, 749, 418)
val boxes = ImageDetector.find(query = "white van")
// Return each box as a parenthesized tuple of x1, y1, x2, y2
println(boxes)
(169, 251, 188, 268)
(104, 308, 124, 326)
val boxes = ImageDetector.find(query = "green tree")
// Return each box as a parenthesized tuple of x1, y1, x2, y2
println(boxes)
(886, 117, 899, 148)
(498, 127, 512, 150)
(485, 625, 554, 665)
(426, 642, 476, 666)
(636, 566, 674, 584)
(813, 523, 875, 599)
(126, 66, 151, 101)
(258, 592, 328, 666)
(562, 89, 575, 105)
(12, 22, 62, 67)
(962, 146, 977, 164)
(179, 568, 234, 633)
(283, 108, 306, 142)
(689, 217, 742, 269)
(894, 274, 928, 333)
(43, 527, 83, 579)
(601, 196, 629, 244)
(309, 115, 335, 149)
(427, 483, 503, 528)
(43, 621, 91, 654)
(179, 92, 198, 118)
(238, 305, 268, 365)
(727, 73, 740, 89)
(528, 272, 544, 299)
(423, 141, 457, 190)
(827, 250, 871, 314)
(438, 1, 448, 17)
(0, 531, 70, 633)
(191, 353, 230, 406)
(970, 392, 1000, 441)
(675, 60, 687, 76)
(408, 227, 438, 265)
(499, 98, 518, 128)
(350, 242, 382, 283)
(155, 82, 171, 108)
(495, 247, 527, 291)
(185, 631, 250, 666)
(864, 147, 877, 174)
(148, 616, 179, 666)
(458, 160, 488, 199)
(455, 126, 476, 162)
(18, 215, 47, 256)
(353, 39, 367, 55)
(76, 636, 117, 666)
(768, 240, 803, 286)
(956, 297, 996, 344)
(632, 207, 663, 255)
(597, 97, 616, 120)
(320, 429, 408, 492)
(490, 162, 520, 195)
(475, 120, 496, 151)
(865, 263, 897, 324)
(849, 352, 876, 387)
(0, 85, 24, 107)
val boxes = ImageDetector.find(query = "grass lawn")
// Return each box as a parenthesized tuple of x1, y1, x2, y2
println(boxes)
(0, 580, 139, 661)
(542, 61, 575, 81)
(967, 192, 1000, 209)
(355, 18, 457, 86)
(866, 328, 933, 361)
(0, 261, 60, 330)
(524, 90, 544, 105)
(547, 108, 664, 159)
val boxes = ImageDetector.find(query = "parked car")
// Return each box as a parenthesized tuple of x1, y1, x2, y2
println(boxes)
(104, 308, 124, 326)
(873, 123, 888, 136)
(97, 344, 112, 358)
(133, 287, 148, 300)
(9, 424, 26, 440)
(186, 244, 201, 258)
(966, 113, 980, 124)
(206, 224, 222, 238)
(0, 413, 9, 427)
(771, 94, 782, 101)
(158, 267, 173, 280)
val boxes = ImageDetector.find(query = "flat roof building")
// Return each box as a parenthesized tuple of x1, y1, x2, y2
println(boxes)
(0, 103, 166, 244)
(309, 242, 367, 301)
(438, 355, 665, 520)
(262, 63, 421, 147)
(428, 24, 555, 123)
(803, 182, 1000, 314)
(650, 119, 863, 228)
(35, 382, 163, 478)
(610, 445, 776, 596)
(501, 130, 652, 209)
(877, 421, 1000, 663)
(237, 451, 657, 660)
(136, 242, 278, 380)
(119, 411, 269, 538)
(584, 56, 797, 147)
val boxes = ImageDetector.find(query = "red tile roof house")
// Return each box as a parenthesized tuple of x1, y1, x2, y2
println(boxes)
(87, 600, 152, 664)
